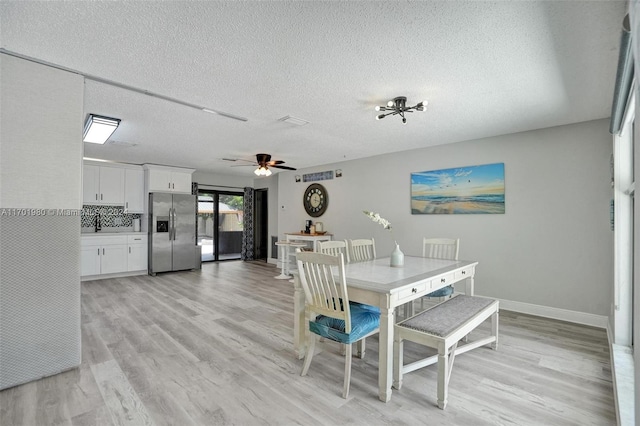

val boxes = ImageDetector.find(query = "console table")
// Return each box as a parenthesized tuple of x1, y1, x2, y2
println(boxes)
(285, 232, 333, 252)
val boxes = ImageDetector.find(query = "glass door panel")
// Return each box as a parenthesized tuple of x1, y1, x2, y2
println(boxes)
(198, 190, 243, 262)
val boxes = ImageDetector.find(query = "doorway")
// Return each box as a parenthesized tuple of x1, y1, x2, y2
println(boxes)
(254, 188, 268, 261)
(197, 190, 244, 262)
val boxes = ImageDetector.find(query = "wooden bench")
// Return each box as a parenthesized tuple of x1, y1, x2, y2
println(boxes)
(393, 294, 499, 409)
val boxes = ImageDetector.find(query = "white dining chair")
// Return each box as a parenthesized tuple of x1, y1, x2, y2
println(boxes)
(348, 238, 376, 263)
(318, 240, 350, 263)
(420, 237, 460, 304)
(296, 251, 380, 398)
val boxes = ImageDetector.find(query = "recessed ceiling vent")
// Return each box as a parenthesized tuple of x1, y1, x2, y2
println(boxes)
(278, 115, 309, 126)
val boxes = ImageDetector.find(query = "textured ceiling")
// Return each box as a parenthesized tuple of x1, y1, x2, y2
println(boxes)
(0, 1, 628, 177)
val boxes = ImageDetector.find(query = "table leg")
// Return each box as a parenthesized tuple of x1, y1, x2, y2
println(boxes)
(378, 306, 394, 402)
(466, 275, 475, 296)
(275, 245, 290, 279)
(293, 275, 306, 359)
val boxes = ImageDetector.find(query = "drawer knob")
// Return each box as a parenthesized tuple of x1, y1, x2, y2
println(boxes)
(441, 278, 446, 283)
(462, 270, 466, 275)
(412, 288, 417, 293)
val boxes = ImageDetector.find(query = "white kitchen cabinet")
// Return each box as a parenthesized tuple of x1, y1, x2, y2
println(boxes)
(124, 168, 144, 213)
(127, 235, 148, 271)
(144, 164, 194, 194)
(80, 244, 101, 276)
(101, 245, 128, 274)
(81, 235, 128, 277)
(83, 164, 125, 205)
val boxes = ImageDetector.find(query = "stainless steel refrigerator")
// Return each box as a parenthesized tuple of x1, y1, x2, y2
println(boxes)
(149, 192, 198, 274)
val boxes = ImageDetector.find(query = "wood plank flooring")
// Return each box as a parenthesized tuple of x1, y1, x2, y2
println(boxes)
(1, 260, 615, 425)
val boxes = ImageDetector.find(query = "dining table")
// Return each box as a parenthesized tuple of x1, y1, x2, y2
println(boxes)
(292, 255, 478, 402)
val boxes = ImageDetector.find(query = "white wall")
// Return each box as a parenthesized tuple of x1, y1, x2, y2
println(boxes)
(0, 54, 83, 389)
(278, 119, 612, 320)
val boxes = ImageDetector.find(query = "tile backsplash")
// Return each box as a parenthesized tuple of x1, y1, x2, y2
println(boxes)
(81, 205, 141, 228)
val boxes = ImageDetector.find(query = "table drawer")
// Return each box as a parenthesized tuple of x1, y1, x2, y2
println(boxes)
(454, 265, 474, 281)
(432, 272, 456, 289)
(397, 282, 428, 303)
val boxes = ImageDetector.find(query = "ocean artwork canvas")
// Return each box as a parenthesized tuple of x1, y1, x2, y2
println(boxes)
(411, 163, 505, 214)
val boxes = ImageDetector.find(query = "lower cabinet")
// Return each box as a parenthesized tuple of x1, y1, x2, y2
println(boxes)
(81, 234, 147, 278)
(127, 235, 148, 271)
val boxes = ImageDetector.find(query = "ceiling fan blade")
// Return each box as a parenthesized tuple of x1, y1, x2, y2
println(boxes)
(272, 165, 297, 171)
(267, 160, 285, 166)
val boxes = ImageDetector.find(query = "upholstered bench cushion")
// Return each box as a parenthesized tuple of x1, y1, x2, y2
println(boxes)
(309, 302, 380, 344)
(400, 295, 494, 337)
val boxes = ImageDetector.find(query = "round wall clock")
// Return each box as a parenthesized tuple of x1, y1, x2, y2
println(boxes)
(303, 183, 328, 217)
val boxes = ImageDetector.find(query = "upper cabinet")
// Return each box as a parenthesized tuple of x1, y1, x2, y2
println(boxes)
(144, 164, 194, 194)
(83, 165, 125, 205)
(124, 168, 144, 213)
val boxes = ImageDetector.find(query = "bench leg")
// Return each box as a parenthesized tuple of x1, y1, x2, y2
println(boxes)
(393, 337, 403, 390)
(437, 341, 458, 410)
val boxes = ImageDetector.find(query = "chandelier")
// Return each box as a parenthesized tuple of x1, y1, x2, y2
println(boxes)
(375, 96, 427, 124)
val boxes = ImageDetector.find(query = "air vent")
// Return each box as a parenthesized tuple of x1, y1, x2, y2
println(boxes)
(278, 115, 309, 126)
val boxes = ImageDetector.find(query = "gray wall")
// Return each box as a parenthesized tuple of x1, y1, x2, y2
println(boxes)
(0, 54, 83, 389)
(277, 119, 613, 319)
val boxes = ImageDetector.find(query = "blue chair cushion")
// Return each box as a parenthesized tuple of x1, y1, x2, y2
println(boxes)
(426, 285, 454, 298)
(309, 302, 380, 344)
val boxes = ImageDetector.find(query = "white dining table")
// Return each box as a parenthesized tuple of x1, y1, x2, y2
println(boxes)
(292, 255, 478, 402)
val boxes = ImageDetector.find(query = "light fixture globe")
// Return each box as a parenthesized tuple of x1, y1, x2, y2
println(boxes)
(374, 96, 427, 123)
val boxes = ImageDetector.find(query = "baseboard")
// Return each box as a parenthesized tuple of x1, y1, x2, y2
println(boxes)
(81, 270, 148, 281)
(267, 258, 278, 266)
(472, 296, 609, 329)
(498, 298, 608, 328)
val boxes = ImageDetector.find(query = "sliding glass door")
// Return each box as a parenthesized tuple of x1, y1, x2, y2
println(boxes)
(197, 190, 244, 262)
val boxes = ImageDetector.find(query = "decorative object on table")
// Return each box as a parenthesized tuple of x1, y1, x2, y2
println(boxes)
(304, 219, 313, 234)
(363, 210, 403, 267)
(390, 243, 404, 268)
(374, 96, 427, 124)
(303, 170, 334, 182)
(314, 222, 323, 233)
(411, 162, 505, 215)
(336, 169, 343, 178)
(295, 175, 301, 182)
(303, 183, 328, 217)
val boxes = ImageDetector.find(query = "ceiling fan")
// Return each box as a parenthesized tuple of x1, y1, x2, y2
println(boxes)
(227, 153, 297, 176)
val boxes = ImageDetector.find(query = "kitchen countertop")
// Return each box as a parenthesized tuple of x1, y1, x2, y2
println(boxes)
(81, 227, 146, 236)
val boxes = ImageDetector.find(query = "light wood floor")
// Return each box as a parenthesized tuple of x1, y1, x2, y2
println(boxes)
(1, 261, 615, 425)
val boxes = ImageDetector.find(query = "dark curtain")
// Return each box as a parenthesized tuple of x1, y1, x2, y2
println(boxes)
(241, 187, 255, 260)
(192, 182, 199, 238)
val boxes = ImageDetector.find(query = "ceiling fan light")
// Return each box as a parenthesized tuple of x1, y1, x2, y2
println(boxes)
(254, 167, 261, 176)
(376, 114, 385, 120)
(375, 105, 381, 112)
(387, 100, 394, 107)
(265, 168, 272, 177)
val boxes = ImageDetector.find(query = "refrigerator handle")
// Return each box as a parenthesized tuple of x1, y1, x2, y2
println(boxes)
(169, 207, 174, 241)
(172, 207, 177, 241)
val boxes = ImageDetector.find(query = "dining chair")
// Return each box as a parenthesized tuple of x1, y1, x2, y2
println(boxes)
(296, 251, 380, 398)
(422, 237, 460, 299)
(348, 238, 376, 263)
(318, 240, 350, 263)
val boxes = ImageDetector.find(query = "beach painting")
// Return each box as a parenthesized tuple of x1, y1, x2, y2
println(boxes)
(411, 163, 505, 214)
